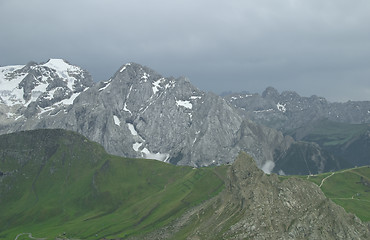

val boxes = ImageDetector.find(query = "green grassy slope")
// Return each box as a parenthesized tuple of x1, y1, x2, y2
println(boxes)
(0, 129, 227, 240)
(281, 166, 370, 222)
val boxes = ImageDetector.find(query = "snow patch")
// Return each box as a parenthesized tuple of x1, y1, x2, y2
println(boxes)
(33, 81, 48, 93)
(190, 96, 202, 100)
(113, 115, 121, 126)
(141, 148, 169, 162)
(231, 94, 251, 100)
(120, 63, 131, 72)
(176, 100, 192, 109)
(277, 103, 287, 113)
(123, 103, 132, 115)
(123, 85, 133, 115)
(44, 88, 57, 100)
(188, 112, 192, 121)
(59, 92, 80, 105)
(152, 78, 165, 94)
(37, 106, 54, 117)
(6, 112, 15, 118)
(98, 80, 111, 91)
(25, 91, 43, 107)
(253, 109, 274, 113)
(133, 142, 143, 151)
(261, 160, 275, 174)
(164, 80, 176, 89)
(141, 72, 150, 82)
(127, 123, 138, 136)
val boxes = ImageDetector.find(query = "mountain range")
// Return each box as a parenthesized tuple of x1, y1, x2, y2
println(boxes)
(224, 87, 370, 131)
(1, 59, 369, 174)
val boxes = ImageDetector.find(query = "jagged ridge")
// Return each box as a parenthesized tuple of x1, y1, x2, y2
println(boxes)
(0, 60, 353, 174)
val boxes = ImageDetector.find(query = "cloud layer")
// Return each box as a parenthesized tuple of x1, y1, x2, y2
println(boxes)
(1, 0, 370, 101)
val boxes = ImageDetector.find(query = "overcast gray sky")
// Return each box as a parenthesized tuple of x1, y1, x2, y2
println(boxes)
(1, 0, 370, 102)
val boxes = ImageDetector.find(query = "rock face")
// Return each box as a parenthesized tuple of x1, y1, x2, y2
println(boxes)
(137, 152, 370, 239)
(0, 60, 342, 173)
(224, 87, 370, 132)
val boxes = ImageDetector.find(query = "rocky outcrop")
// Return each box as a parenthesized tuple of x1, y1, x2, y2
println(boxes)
(137, 152, 370, 239)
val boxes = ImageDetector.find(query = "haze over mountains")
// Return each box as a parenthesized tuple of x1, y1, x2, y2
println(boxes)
(1, 59, 369, 175)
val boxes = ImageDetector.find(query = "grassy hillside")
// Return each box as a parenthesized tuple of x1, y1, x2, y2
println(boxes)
(281, 166, 370, 222)
(0, 129, 227, 240)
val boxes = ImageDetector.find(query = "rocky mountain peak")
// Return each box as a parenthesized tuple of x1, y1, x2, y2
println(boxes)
(42, 58, 71, 70)
(113, 63, 162, 83)
(227, 152, 264, 191)
(0, 59, 93, 122)
(261, 86, 279, 100)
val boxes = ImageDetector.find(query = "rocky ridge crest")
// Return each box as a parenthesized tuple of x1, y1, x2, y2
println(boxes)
(136, 152, 370, 239)
(224, 87, 370, 133)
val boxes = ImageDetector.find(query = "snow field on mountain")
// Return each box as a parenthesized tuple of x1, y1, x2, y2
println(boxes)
(176, 100, 192, 109)
(0, 65, 26, 106)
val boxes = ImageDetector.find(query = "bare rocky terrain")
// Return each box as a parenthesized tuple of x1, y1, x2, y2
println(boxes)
(133, 152, 370, 240)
